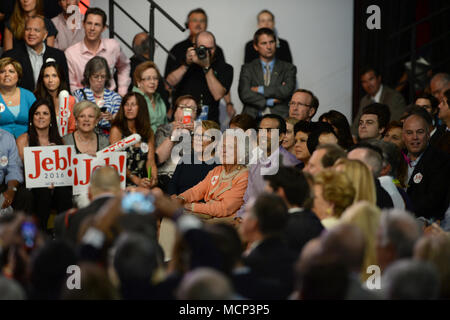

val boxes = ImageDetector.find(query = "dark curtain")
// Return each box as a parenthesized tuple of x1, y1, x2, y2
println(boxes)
(352, 0, 450, 120)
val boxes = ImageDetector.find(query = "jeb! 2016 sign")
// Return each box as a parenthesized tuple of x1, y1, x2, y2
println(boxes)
(24, 145, 126, 194)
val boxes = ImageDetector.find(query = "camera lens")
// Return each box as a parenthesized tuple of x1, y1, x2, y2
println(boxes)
(196, 45, 207, 60)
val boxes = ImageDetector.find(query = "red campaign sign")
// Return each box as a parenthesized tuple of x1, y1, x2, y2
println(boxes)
(72, 152, 127, 195)
(24, 146, 75, 188)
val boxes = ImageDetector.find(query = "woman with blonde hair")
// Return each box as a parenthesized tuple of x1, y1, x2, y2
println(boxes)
(312, 169, 355, 229)
(341, 201, 381, 281)
(333, 158, 376, 205)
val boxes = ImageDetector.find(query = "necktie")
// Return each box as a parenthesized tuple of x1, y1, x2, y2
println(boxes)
(264, 64, 271, 86)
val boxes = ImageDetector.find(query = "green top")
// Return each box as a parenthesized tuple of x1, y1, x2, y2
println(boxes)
(132, 86, 168, 133)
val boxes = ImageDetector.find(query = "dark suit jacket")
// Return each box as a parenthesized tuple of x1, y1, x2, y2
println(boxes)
(238, 58, 296, 119)
(375, 178, 394, 209)
(242, 236, 296, 299)
(430, 125, 450, 155)
(284, 208, 324, 256)
(406, 145, 450, 220)
(54, 195, 114, 245)
(352, 85, 407, 134)
(2, 43, 70, 93)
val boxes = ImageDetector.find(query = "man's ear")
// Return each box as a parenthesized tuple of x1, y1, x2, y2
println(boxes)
(380, 163, 391, 177)
(253, 42, 259, 52)
(308, 107, 316, 120)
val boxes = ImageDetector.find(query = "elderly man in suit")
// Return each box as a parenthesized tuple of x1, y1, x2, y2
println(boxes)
(351, 67, 406, 135)
(2, 15, 69, 92)
(238, 28, 296, 119)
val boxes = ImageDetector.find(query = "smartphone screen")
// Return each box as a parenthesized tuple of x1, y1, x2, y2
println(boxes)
(21, 221, 37, 249)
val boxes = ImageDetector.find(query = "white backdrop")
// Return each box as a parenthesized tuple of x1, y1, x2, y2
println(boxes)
(91, 0, 354, 122)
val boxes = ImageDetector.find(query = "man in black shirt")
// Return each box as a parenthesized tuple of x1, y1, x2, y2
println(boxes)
(165, 30, 233, 123)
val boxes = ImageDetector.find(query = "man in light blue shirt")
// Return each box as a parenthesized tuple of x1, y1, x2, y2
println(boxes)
(0, 128, 30, 213)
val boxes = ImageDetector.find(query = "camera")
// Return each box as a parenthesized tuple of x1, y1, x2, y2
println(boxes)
(195, 45, 209, 60)
(122, 192, 155, 215)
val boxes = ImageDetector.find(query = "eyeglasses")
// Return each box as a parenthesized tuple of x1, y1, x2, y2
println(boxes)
(178, 104, 197, 110)
(289, 101, 311, 108)
(141, 76, 159, 82)
(91, 74, 107, 80)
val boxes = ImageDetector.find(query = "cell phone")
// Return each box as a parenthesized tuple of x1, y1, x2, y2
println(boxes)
(121, 192, 155, 215)
(100, 107, 108, 112)
(21, 221, 37, 249)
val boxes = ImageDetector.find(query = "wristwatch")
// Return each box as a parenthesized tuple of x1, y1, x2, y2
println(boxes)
(203, 66, 211, 74)
(7, 186, 17, 192)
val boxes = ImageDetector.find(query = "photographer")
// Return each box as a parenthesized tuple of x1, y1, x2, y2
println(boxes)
(165, 31, 233, 124)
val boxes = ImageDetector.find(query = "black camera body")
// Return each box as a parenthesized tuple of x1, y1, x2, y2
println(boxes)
(196, 45, 209, 60)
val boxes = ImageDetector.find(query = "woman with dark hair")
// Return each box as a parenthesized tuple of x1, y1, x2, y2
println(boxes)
(74, 56, 122, 136)
(293, 121, 317, 168)
(319, 110, 355, 150)
(110, 92, 158, 188)
(16, 99, 73, 232)
(35, 60, 76, 136)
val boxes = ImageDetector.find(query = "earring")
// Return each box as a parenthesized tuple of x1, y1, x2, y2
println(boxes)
(49, 123, 52, 127)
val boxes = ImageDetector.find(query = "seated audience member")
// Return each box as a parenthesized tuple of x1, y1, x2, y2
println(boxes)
(2, 0, 57, 51)
(34, 60, 76, 135)
(244, 9, 293, 64)
(304, 143, 347, 176)
(319, 110, 355, 149)
(155, 95, 197, 192)
(376, 208, 422, 271)
(176, 131, 248, 219)
(239, 27, 296, 119)
(0, 57, 36, 138)
(176, 267, 235, 300)
(347, 143, 394, 209)
(352, 66, 406, 134)
(110, 92, 157, 188)
(168, 120, 219, 196)
(334, 158, 376, 205)
(54, 166, 121, 245)
(264, 166, 324, 255)
(112, 232, 165, 300)
(383, 121, 405, 150)
(312, 169, 355, 229)
(74, 56, 122, 136)
(239, 193, 295, 299)
(282, 117, 298, 156)
(63, 100, 109, 155)
(437, 89, 450, 147)
(65, 7, 130, 96)
(369, 140, 412, 210)
(306, 122, 339, 156)
(341, 201, 381, 281)
(381, 259, 440, 300)
(293, 120, 317, 167)
(357, 103, 391, 142)
(414, 233, 450, 299)
(2, 15, 68, 92)
(401, 108, 450, 221)
(415, 93, 440, 128)
(288, 89, 319, 122)
(0, 128, 32, 214)
(430, 72, 450, 102)
(51, 0, 85, 51)
(228, 113, 257, 131)
(236, 114, 300, 219)
(28, 240, 78, 300)
(132, 61, 167, 133)
(16, 99, 73, 231)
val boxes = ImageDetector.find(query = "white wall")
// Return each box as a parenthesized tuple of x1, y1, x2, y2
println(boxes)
(92, 0, 354, 122)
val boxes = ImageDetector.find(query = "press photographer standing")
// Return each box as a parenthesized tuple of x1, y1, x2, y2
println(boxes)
(165, 30, 233, 123)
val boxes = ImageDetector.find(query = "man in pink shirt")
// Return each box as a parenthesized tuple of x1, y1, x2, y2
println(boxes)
(65, 7, 130, 97)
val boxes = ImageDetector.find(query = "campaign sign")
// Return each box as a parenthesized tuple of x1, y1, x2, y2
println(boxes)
(24, 145, 75, 188)
(72, 152, 126, 195)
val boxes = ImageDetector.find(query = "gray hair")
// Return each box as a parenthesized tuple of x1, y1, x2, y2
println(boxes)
(73, 100, 101, 119)
(382, 259, 440, 300)
(81, 56, 112, 88)
(369, 140, 400, 177)
(378, 209, 422, 259)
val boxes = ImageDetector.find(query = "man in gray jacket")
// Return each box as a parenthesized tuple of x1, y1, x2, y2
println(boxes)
(238, 28, 297, 119)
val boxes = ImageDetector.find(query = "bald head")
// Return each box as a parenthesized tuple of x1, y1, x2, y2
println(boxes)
(89, 166, 121, 198)
(176, 268, 233, 300)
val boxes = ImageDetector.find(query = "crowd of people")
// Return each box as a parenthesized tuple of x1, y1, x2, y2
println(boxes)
(0, 1, 450, 300)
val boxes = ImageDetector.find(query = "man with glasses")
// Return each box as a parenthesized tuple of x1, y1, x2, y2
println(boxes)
(288, 89, 319, 122)
(65, 7, 130, 96)
(165, 29, 232, 124)
(239, 28, 296, 120)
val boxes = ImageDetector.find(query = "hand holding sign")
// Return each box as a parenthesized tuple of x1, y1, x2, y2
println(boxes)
(97, 134, 141, 156)
(58, 90, 70, 137)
